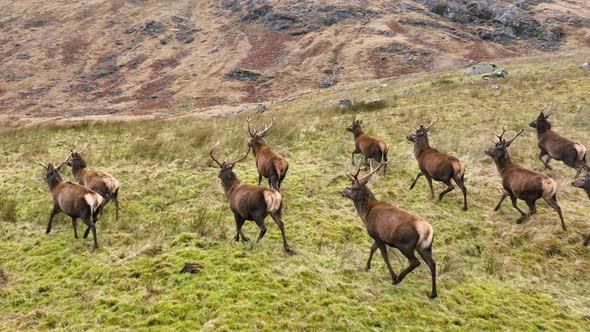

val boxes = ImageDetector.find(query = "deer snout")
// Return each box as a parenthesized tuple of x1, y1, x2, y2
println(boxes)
(528, 121, 536, 128)
(572, 180, 583, 188)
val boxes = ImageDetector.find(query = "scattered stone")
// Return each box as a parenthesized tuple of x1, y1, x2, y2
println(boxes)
(320, 77, 335, 88)
(583, 63, 590, 70)
(15, 53, 30, 60)
(338, 99, 355, 109)
(180, 262, 203, 274)
(490, 84, 500, 90)
(237, 105, 249, 113)
(210, 46, 221, 53)
(224, 68, 262, 81)
(5, 71, 32, 81)
(256, 103, 267, 113)
(143, 20, 166, 36)
(483, 68, 508, 79)
(115, 40, 124, 46)
(160, 39, 168, 45)
(464, 63, 496, 75)
(79, 82, 97, 93)
(364, 98, 386, 107)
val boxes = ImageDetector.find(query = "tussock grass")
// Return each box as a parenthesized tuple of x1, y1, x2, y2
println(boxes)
(0, 53, 589, 330)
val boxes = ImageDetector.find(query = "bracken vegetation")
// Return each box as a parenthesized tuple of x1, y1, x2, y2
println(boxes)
(0, 53, 589, 330)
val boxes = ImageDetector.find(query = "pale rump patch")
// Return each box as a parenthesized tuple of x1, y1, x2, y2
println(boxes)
(103, 176, 120, 193)
(263, 190, 282, 213)
(452, 160, 465, 179)
(84, 193, 104, 213)
(541, 177, 558, 199)
(416, 221, 434, 249)
(574, 143, 587, 162)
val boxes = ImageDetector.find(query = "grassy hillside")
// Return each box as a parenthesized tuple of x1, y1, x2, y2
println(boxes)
(1, 53, 589, 330)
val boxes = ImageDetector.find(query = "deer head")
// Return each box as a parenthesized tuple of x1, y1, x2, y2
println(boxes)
(246, 117, 274, 147)
(210, 142, 251, 180)
(407, 118, 439, 143)
(64, 143, 89, 169)
(529, 106, 552, 130)
(485, 126, 524, 160)
(346, 115, 363, 134)
(340, 161, 388, 200)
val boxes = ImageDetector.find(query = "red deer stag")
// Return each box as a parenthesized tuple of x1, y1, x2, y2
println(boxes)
(37, 161, 103, 249)
(485, 127, 566, 230)
(572, 174, 590, 246)
(210, 143, 292, 253)
(346, 116, 389, 175)
(406, 118, 468, 210)
(246, 117, 289, 191)
(64, 144, 121, 222)
(340, 161, 437, 299)
(529, 107, 589, 177)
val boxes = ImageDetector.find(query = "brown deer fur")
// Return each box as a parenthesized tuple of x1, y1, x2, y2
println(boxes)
(38, 162, 103, 249)
(246, 118, 289, 190)
(210, 143, 292, 253)
(65, 145, 120, 222)
(529, 108, 589, 177)
(572, 174, 590, 245)
(407, 119, 468, 210)
(347, 116, 389, 174)
(341, 162, 437, 298)
(486, 127, 566, 230)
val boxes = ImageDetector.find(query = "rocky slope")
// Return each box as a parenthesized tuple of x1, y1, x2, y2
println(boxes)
(0, 0, 588, 122)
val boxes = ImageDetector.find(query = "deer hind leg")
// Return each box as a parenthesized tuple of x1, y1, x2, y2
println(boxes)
(84, 209, 101, 239)
(233, 213, 249, 242)
(438, 179, 455, 202)
(454, 175, 468, 211)
(269, 174, 280, 191)
(81, 210, 98, 249)
(377, 242, 398, 284)
(72, 217, 78, 239)
(417, 245, 437, 299)
(253, 217, 267, 244)
(525, 200, 537, 217)
(46, 205, 60, 234)
(111, 190, 120, 222)
(584, 234, 590, 246)
(409, 172, 423, 190)
(365, 241, 378, 271)
(394, 246, 421, 285)
(270, 209, 292, 253)
(543, 195, 566, 231)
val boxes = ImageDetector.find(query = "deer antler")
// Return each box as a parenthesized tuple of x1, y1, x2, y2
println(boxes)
(67, 140, 79, 153)
(425, 117, 439, 130)
(345, 163, 362, 181)
(506, 128, 524, 145)
(358, 160, 388, 184)
(495, 125, 507, 142)
(79, 144, 89, 154)
(35, 161, 48, 170)
(543, 105, 553, 117)
(228, 145, 251, 165)
(245, 118, 254, 136)
(209, 142, 223, 167)
(257, 116, 274, 137)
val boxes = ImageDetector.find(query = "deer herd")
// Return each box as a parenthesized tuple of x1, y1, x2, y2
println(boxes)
(35, 107, 588, 299)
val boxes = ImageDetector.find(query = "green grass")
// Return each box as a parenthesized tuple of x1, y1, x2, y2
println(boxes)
(1, 52, 589, 330)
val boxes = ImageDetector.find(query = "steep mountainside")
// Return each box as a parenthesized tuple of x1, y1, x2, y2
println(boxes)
(1, 0, 588, 122)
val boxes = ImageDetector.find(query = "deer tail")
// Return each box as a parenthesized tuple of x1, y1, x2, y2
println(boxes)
(574, 143, 589, 171)
(84, 193, 104, 218)
(380, 142, 389, 162)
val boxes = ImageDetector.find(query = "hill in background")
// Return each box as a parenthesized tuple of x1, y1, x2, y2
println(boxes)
(1, 0, 589, 125)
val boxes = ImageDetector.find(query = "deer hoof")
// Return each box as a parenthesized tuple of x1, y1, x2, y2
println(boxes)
(241, 237, 250, 242)
(429, 292, 438, 299)
(463, 206, 468, 211)
(365, 265, 371, 271)
(393, 278, 401, 285)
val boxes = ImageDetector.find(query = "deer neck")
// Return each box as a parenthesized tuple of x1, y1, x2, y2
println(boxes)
(221, 172, 241, 198)
(535, 123, 551, 137)
(353, 191, 376, 223)
(251, 140, 267, 156)
(494, 155, 513, 175)
(71, 162, 87, 178)
(414, 136, 431, 157)
(47, 178, 62, 192)
(353, 129, 364, 139)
